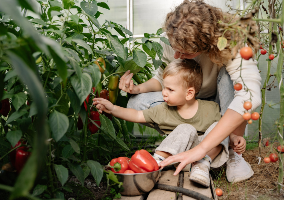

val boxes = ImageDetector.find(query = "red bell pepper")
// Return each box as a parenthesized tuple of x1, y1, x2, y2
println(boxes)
(10, 140, 27, 168)
(88, 111, 101, 134)
(110, 157, 129, 173)
(129, 150, 159, 173)
(15, 148, 31, 173)
(84, 87, 97, 111)
(0, 98, 10, 117)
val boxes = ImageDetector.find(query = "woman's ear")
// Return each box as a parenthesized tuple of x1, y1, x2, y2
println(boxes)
(186, 87, 195, 100)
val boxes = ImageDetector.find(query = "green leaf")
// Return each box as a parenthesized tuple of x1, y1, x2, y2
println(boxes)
(100, 114, 116, 140)
(106, 171, 123, 187)
(217, 37, 227, 51)
(72, 39, 93, 54)
(54, 164, 69, 186)
(69, 57, 82, 79)
(29, 102, 37, 117)
(85, 64, 101, 87)
(55, 191, 65, 199)
(49, 110, 69, 142)
(6, 109, 28, 125)
(56, 93, 70, 115)
(63, 0, 74, 9)
(88, 14, 101, 29)
(32, 184, 47, 196)
(67, 163, 85, 186)
(97, 2, 110, 10)
(64, 48, 80, 61)
(4, 70, 17, 81)
(160, 37, 170, 46)
(142, 43, 156, 59)
(145, 41, 152, 50)
(82, 165, 90, 179)
(67, 89, 81, 115)
(69, 139, 80, 154)
(6, 130, 22, 147)
(12, 92, 26, 111)
(152, 42, 163, 59)
(115, 60, 142, 76)
(152, 59, 163, 69)
(70, 73, 92, 105)
(87, 160, 103, 186)
(121, 26, 133, 36)
(70, 14, 79, 24)
(133, 49, 147, 68)
(106, 34, 126, 60)
(80, 1, 98, 16)
(115, 136, 130, 151)
(62, 145, 74, 158)
(31, 18, 47, 26)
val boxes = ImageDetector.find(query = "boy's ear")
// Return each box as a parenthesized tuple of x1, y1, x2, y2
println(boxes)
(186, 87, 195, 100)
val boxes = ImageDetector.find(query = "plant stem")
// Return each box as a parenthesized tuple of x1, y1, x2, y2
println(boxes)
(47, 143, 55, 197)
(83, 110, 88, 162)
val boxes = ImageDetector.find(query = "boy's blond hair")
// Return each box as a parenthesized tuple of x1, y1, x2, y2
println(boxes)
(163, 59, 202, 95)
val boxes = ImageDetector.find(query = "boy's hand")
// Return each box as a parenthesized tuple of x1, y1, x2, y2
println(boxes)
(229, 134, 246, 154)
(93, 98, 114, 114)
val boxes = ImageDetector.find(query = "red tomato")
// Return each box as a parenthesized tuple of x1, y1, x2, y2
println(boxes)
(243, 101, 252, 110)
(269, 54, 274, 60)
(215, 188, 223, 196)
(269, 153, 279, 162)
(251, 112, 260, 120)
(243, 113, 251, 120)
(124, 170, 135, 174)
(263, 157, 270, 163)
(259, 45, 263, 49)
(248, 119, 253, 124)
(265, 140, 269, 146)
(234, 83, 242, 91)
(240, 47, 253, 60)
(277, 146, 284, 153)
(261, 49, 267, 55)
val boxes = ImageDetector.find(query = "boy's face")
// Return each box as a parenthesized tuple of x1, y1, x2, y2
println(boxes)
(162, 74, 190, 106)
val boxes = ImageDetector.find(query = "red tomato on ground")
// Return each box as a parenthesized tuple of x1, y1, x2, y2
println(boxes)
(243, 101, 252, 110)
(251, 112, 260, 120)
(234, 83, 242, 91)
(269, 54, 275, 60)
(265, 140, 269, 146)
(261, 49, 267, 55)
(240, 47, 253, 60)
(215, 188, 223, 196)
(269, 153, 279, 162)
(263, 157, 270, 163)
(277, 146, 284, 153)
(243, 113, 251, 120)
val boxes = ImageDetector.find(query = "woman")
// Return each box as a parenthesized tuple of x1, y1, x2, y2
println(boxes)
(119, 0, 261, 183)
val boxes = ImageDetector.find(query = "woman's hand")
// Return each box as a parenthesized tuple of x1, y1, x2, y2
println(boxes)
(229, 134, 246, 154)
(119, 70, 141, 94)
(93, 98, 114, 114)
(159, 146, 207, 175)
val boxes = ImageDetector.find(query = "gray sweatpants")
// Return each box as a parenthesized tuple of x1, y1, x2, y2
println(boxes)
(155, 122, 229, 168)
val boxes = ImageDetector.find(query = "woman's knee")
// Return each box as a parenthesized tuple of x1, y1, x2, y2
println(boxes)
(127, 92, 164, 110)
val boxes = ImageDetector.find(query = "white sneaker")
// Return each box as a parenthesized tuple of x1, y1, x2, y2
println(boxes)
(226, 149, 254, 183)
(189, 160, 210, 187)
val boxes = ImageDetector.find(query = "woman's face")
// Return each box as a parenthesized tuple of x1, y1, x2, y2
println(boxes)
(172, 47, 202, 59)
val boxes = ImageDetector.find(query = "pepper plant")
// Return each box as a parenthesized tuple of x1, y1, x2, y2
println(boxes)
(0, 0, 167, 199)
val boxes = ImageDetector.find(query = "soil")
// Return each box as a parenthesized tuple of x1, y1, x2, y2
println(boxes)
(211, 142, 284, 200)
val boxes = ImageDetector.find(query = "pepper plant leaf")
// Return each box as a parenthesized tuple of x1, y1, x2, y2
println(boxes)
(100, 114, 116, 140)
(87, 160, 103, 186)
(49, 110, 69, 142)
(6, 109, 28, 125)
(152, 41, 163, 59)
(6, 130, 22, 147)
(133, 49, 147, 68)
(106, 33, 127, 60)
(69, 139, 80, 154)
(80, 1, 98, 16)
(54, 164, 69, 186)
(12, 92, 27, 111)
(67, 163, 85, 186)
(71, 73, 92, 105)
(115, 60, 142, 76)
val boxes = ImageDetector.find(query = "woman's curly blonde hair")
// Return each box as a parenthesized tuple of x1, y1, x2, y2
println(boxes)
(164, 0, 257, 66)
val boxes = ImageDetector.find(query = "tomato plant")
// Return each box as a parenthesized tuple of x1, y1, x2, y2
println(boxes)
(260, 49, 267, 55)
(277, 146, 284, 153)
(242, 113, 251, 120)
(251, 112, 260, 120)
(269, 54, 275, 60)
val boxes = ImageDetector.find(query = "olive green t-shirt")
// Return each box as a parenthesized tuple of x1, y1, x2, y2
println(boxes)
(142, 99, 221, 135)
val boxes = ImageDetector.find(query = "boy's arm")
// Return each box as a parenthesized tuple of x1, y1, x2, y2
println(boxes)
(93, 98, 146, 123)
